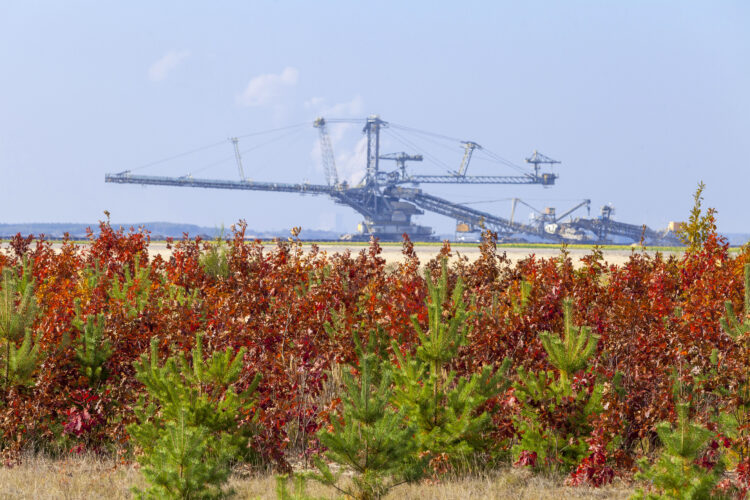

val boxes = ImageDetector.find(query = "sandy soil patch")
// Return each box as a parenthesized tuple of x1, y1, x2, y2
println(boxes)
(147, 242, 679, 269)
(4, 242, 682, 269)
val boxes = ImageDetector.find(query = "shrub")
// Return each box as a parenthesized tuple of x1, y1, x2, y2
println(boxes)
(512, 298, 603, 472)
(0, 262, 40, 390)
(312, 329, 420, 500)
(633, 402, 727, 500)
(200, 234, 230, 279)
(128, 333, 261, 499)
(390, 260, 511, 466)
(71, 299, 112, 388)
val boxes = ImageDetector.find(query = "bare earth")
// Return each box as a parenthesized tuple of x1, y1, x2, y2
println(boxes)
(4, 242, 683, 270)
(140, 242, 679, 269)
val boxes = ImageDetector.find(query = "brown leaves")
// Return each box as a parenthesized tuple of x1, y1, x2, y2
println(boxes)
(0, 216, 747, 474)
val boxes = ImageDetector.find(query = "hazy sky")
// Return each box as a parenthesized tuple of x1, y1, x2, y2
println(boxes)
(1, 1, 748, 235)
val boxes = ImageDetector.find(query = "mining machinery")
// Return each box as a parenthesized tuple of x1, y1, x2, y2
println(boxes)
(105, 115, 680, 245)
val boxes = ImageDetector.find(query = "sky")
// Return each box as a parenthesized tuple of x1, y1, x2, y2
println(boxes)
(1, 1, 749, 236)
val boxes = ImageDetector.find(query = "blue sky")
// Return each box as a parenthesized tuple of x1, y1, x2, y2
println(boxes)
(1, 1, 748, 235)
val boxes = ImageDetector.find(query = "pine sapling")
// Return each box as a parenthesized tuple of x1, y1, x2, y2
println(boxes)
(512, 298, 603, 471)
(0, 264, 40, 390)
(199, 230, 230, 279)
(390, 260, 512, 463)
(109, 254, 152, 318)
(158, 282, 200, 309)
(80, 262, 105, 292)
(718, 263, 750, 465)
(510, 279, 532, 317)
(6, 329, 39, 387)
(634, 403, 727, 500)
(128, 332, 261, 499)
(313, 329, 420, 500)
(72, 299, 112, 387)
(720, 264, 750, 343)
(137, 410, 231, 500)
(538, 298, 599, 385)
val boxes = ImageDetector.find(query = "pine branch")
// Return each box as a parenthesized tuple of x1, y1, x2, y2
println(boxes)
(7, 329, 39, 387)
(72, 300, 112, 387)
(720, 264, 750, 342)
(0, 265, 40, 390)
(128, 332, 261, 497)
(539, 298, 599, 382)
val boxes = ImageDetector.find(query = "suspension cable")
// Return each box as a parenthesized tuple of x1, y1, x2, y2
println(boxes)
(128, 140, 228, 172)
(474, 148, 528, 174)
(187, 128, 307, 177)
(389, 122, 464, 143)
(456, 197, 515, 205)
(237, 129, 308, 178)
(127, 123, 309, 174)
(390, 129, 464, 155)
(234, 122, 308, 139)
(390, 122, 531, 175)
(185, 155, 236, 177)
(385, 128, 454, 172)
(238, 128, 307, 156)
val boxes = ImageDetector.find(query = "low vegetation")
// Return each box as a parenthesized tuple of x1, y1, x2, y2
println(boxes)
(0, 186, 749, 498)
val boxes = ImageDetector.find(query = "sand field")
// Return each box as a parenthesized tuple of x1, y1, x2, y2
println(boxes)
(10, 242, 682, 269)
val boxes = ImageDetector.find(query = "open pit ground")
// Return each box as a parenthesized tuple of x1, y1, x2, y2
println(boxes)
(24, 241, 689, 269)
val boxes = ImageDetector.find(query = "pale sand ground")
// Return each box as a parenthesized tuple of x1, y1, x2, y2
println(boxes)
(9, 242, 682, 269)
(149, 242, 679, 268)
(283, 244, 679, 268)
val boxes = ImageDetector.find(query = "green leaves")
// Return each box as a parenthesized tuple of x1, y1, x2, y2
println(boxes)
(312, 330, 419, 500)
(538, 298, 599, 383)
(135, 410, 232, 500)
(391, 260, 511, 461)
(128, 332, 261, 499)
(633, 403, 726, 500)
(72, 299, 112, 387)
(109, 254, 152, 319)
(677, 182, 718, 254)
(0, 262, 40, 389)
(512, 299, 603, 471)
(720, 264, 750, 342)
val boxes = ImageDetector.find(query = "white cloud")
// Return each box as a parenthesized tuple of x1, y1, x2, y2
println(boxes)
(237, 67, 299, 107)
(304, 95, 364, 117)
(326, 95, 365, 117)
(148, 50, 191, 82)
(307, 96, 367, 184)
(304, 97, 325, 109)
(337, 136, 368, 184)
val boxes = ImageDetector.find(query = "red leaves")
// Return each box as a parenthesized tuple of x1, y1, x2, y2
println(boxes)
(514, 450, 537, 467)
(63, 389, 108, 456)
(1, 217, 749, 479)
(566, 453, 614, 487)
(566, 427, 615, 487)
(738, 459, 750, 488)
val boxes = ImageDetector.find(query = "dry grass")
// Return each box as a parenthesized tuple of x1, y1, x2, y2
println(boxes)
(0, 454, 145, 500)
(0, 454, 636, 500)
(392, 471, 634, 500)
